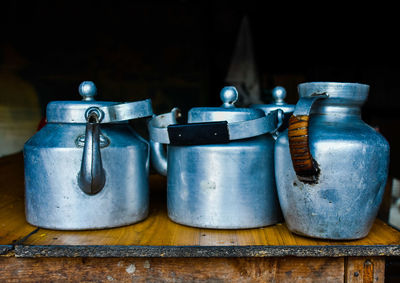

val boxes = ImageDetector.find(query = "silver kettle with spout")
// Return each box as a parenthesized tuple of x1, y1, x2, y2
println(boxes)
(148, 86, 283, 229)
(24, 81, 153, 230)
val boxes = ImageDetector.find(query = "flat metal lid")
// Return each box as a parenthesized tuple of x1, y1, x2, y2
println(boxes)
(251, 86, 295, 115)
(47, 101, 119, 123)
(46, 81, 115, 123)
(188, 86, 265, 123)
(46, 81, 153, 124)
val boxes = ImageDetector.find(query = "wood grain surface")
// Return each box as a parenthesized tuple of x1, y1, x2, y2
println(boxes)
(0, 257, 349, 283)
(1, 153, 400, 258)
(345, 257, 385, 283)
(0, 256, 386, 282)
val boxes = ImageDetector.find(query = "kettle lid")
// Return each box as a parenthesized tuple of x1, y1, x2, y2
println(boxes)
(188, 86, 265, 123)
(251, 86, 295, 114)
(46, 81, 116, 123)
(46, 81, 152, 123)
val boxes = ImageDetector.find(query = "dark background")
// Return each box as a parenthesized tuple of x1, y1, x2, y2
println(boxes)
(1, 0, 400, 177)
(2, 3, 400, 281)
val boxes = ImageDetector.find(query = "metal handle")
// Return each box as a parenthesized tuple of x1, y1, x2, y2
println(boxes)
(288, 93, 328, 184)
(78, 81, 154, 123)
(149, 108, 181, 176)
(78, 109, 106, 195)
(98, 99, 153, 123)
(271, 109, 284, 139)
(148, 110, 280, 145)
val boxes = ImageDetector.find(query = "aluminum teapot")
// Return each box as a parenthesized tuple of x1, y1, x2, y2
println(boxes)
(275, 82, 390, 239)
(148, 86, 283, 229)
(251, 86, 294, 138)
(24, 81, 153, 230)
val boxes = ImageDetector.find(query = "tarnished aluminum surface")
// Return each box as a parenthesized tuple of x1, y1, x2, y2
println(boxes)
(149, 86, 282, 229)
(275, 82, 390, 239)
(166, 135, 280, 229)
(24, 81, 152, 230)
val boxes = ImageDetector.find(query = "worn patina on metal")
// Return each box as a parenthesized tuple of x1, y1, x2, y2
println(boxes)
(275, 82, 390, 239)
(24, 81, 153, 230)
(149, 86, 282, 229)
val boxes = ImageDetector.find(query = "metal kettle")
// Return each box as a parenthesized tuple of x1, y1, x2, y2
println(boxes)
(24, 81, 153, 230)
(275, 82, 390, 239)
(148, 86, 283, 229)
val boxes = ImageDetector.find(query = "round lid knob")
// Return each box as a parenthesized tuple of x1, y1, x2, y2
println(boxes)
(272, 86, 287, 105)
(79, 81, 97, 101)
(220, 86, 238, 108)
(188, 86, 264, 123)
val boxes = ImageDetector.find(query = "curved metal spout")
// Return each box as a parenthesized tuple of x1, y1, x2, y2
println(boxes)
(150, 141, 168, 176)
(149, 108, 181, 176)
(78, 110, 106, 194)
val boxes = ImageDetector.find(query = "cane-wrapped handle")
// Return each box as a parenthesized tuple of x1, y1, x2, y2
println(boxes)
(288, 94, 328, 184)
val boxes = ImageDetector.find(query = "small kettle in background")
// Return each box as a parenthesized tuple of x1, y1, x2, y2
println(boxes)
(251, 86, 295, 138)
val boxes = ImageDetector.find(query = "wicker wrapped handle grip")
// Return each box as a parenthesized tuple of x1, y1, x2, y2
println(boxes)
(288, 94, 328, 184)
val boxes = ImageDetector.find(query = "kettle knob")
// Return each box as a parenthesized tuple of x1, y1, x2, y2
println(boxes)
(272, 86, 286, 105)
(79, 81, 97, 101)
(220, 86, 238, 108)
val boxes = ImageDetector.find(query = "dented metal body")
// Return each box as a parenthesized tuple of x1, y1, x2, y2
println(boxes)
(275, 82, 390, 239)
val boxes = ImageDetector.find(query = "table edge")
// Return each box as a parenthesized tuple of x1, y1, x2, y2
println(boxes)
(0, 245, 13, 256)
(11, 244, 400, 258)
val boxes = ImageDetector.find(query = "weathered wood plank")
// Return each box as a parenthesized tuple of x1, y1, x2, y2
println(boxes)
(13, 244, 400, 258)
(345, 257, 385, 283)
(0, 257, 345, 283)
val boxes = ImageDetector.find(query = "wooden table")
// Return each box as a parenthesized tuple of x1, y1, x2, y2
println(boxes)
(1, 153, 400, 282)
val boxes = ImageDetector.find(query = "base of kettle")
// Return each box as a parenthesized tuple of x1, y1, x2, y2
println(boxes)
(25, 215, 149, 231)
(168, 215, 283, 230)
(288, 227, 369, 241)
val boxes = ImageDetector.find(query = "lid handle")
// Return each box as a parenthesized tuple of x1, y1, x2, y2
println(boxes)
(220, 86, 238, 108)
(79, 81, 97, 101)
(272, 86, 287, 105)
